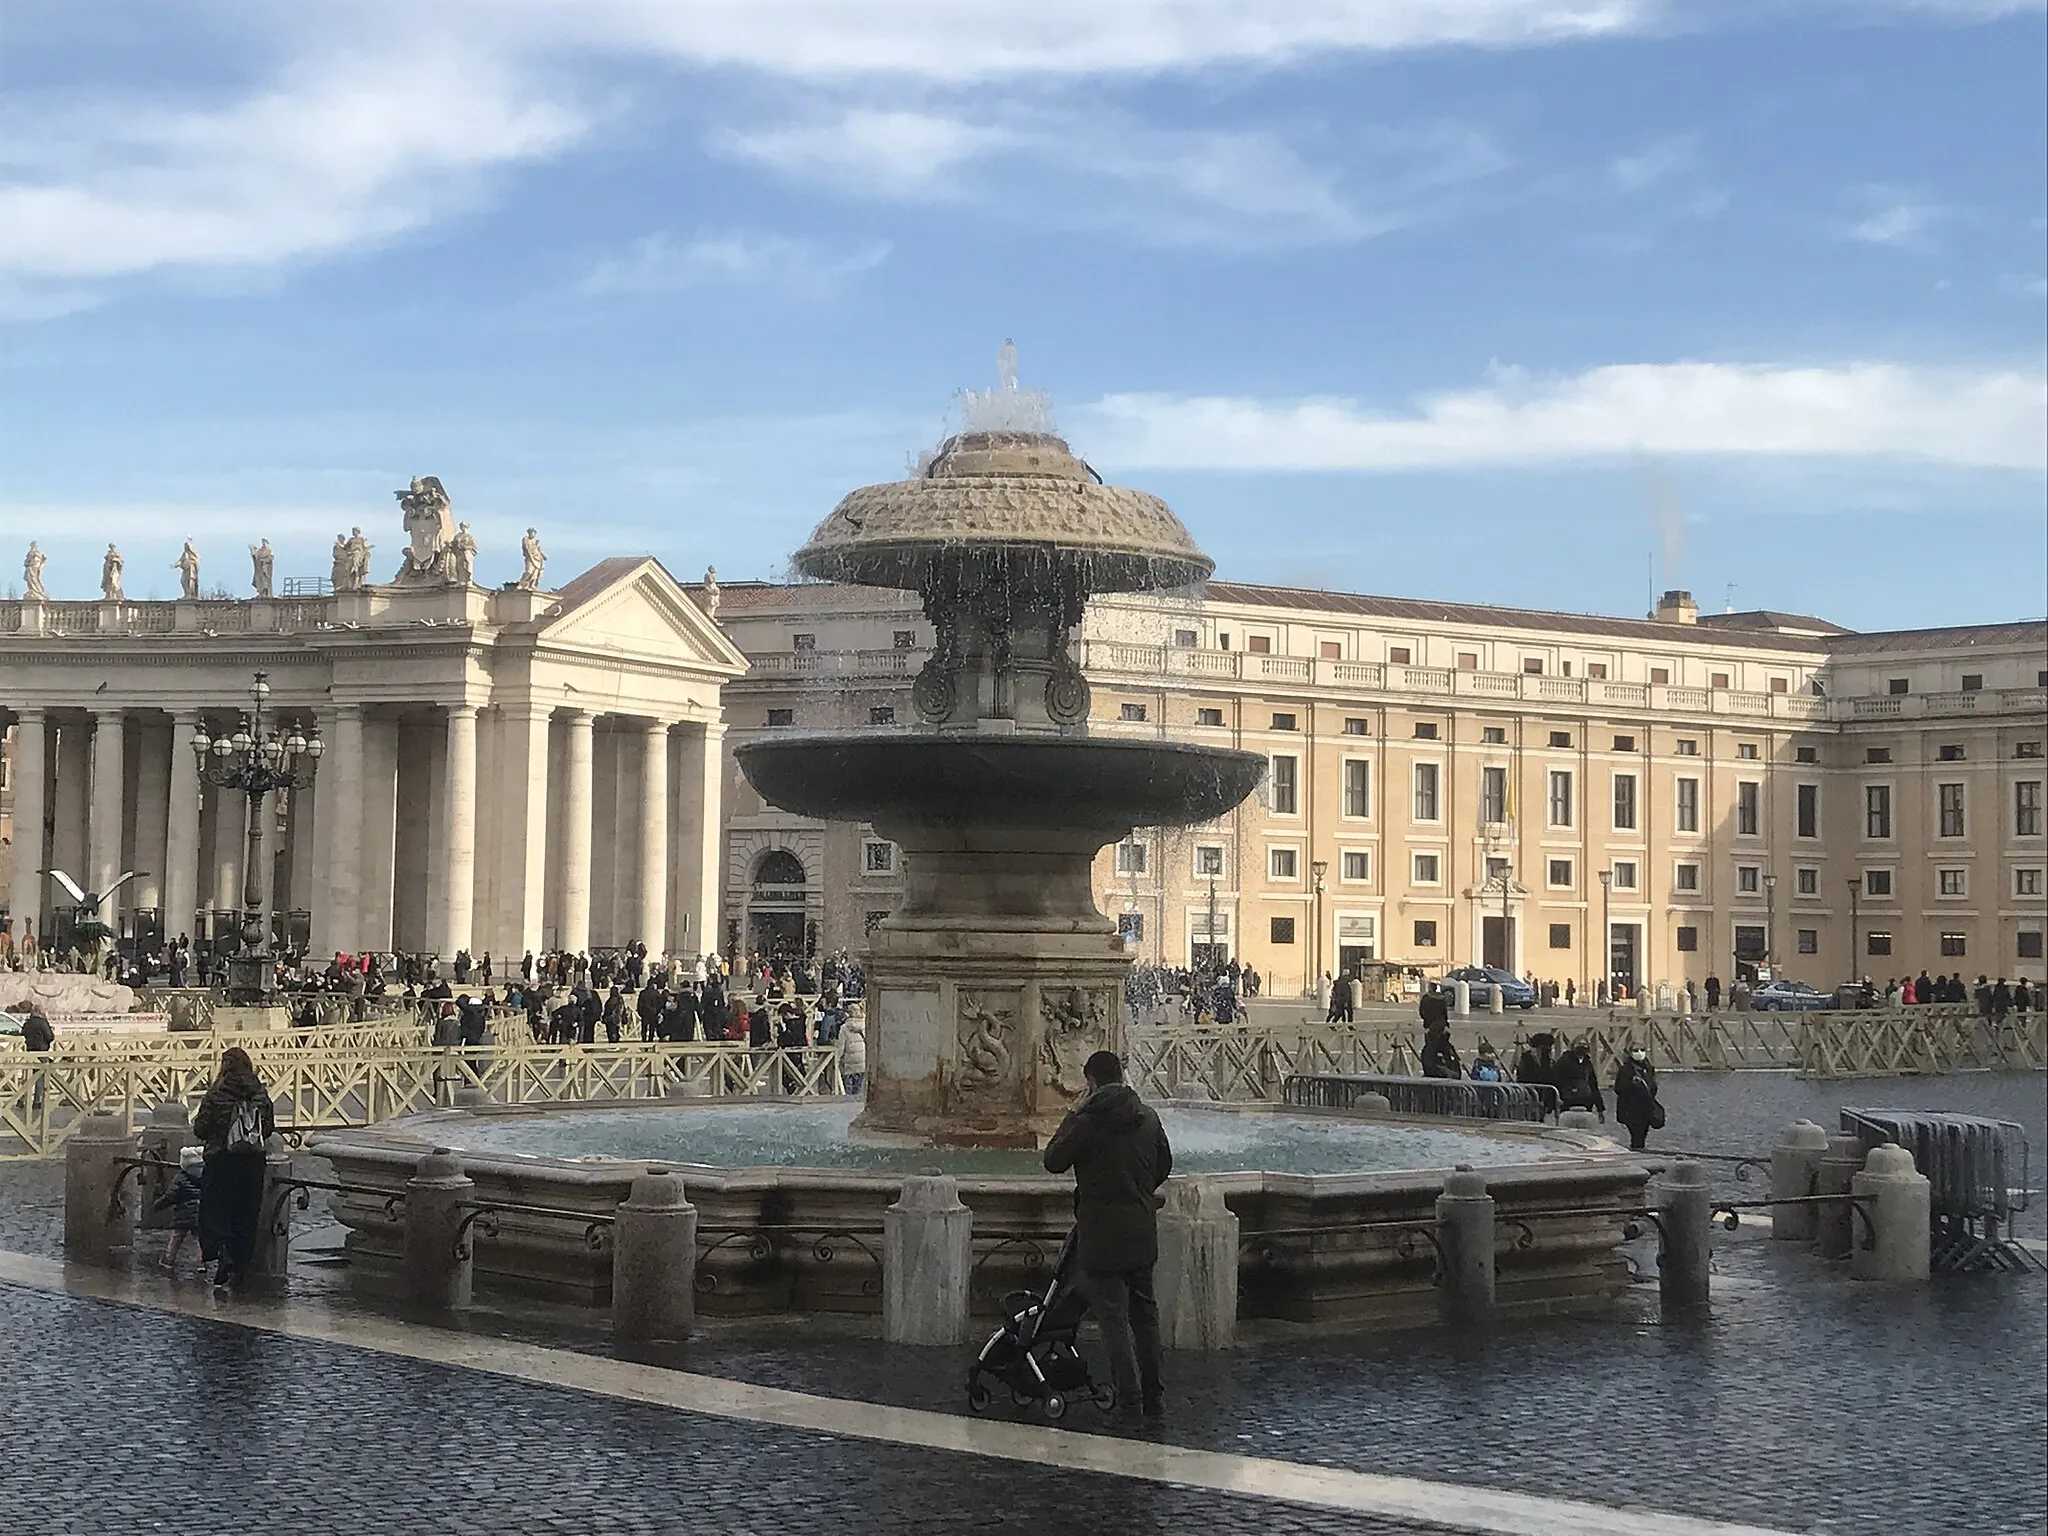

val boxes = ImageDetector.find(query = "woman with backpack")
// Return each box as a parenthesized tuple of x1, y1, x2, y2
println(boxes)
(192, 1047, 276, 1292)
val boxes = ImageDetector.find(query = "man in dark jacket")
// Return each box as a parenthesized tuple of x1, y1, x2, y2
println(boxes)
(1042, 1051, 1173, 1420)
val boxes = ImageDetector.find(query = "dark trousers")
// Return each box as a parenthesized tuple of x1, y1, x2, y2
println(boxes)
(1081, 1264, 1163, 1410)
(199, 1152, 267, 1274)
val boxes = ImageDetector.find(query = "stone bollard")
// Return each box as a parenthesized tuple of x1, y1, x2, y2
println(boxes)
(1677, 990, 1692, 1016)
(64, 1111, 139, 1266)
(451, 1086, 489, 1111)
(403, 1147, 475, 1310)
(1356, 1091, 1392, 1115)
(246, 1140, 297, 1286)
(883, 1175, 972, 1345)
(1814, 1133, 1866, 1261)
(1770, 1121, 1831, 1241)
(1559, 1108, 1601, 1131)
(1156, 1177, 1238, 1349)
(1488, 982, 1506, 1016)
(613, 1165, 698, 1345)
(1636, 988, 1652, 1016)
(1452, 980, 1471, 1016)
(1851, 1145, 1931, 1282)
(1652, 1159, 1713, 1311)
(135, 1102, 197, 1231)
(1434, 1165, 1496, 1323)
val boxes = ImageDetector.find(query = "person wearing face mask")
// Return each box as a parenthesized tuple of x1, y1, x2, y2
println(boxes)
(1612, 1045, 1663, 1151)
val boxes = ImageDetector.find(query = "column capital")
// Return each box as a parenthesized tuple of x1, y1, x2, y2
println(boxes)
(445, 702, 481, 721)
(13, 703, 46, 724)
(562, 707, 594, 728)
(639, 716, 673, 736)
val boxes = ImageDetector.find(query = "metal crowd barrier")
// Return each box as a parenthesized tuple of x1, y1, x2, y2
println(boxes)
(1281, 1072, 1556, 1122)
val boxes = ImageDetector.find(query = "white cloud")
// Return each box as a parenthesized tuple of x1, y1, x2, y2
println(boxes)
(1609, 135, 1698, 193)
(1848, 199, 1945, 249)
(579, 231, 892, 297)
(1081, 361, 2048, 472)
(715, 110, 1021, 196)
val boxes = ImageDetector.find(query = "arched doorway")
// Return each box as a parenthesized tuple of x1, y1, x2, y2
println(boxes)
(747, 849, 810, 962)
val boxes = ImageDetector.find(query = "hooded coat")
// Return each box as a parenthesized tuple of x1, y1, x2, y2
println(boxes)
(1042, 1083, 1174, 1273)
(192, 1066, 276, 1156)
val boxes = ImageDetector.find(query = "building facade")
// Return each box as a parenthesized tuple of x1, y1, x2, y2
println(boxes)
(1, 551, 744, 963)
(721, 580, 2047, 996)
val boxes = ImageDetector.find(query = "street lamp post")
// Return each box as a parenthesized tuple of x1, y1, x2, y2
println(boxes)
(1310, 859, 1328, 998)
(1762, 871, 1779, 980)
(1847, 875, 1862, 982)
(191, 671, 321, 1004)
(1596, 868, 1612, 1004)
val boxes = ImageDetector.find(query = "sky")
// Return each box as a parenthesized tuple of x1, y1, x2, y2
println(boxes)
(1, 0, 2044, 631)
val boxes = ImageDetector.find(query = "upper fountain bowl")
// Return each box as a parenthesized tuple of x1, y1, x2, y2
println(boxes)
(791, 431, 1212, 594)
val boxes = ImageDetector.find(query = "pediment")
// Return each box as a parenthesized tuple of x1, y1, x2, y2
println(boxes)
(535, 560, 748, 675)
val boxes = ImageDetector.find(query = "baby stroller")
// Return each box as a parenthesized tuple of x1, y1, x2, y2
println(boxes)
(966, 1231, 1115, 1420)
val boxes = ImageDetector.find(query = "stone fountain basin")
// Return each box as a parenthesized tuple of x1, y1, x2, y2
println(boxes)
(313, 1101, 1648, 1330)
(735, 734, 1266, 830)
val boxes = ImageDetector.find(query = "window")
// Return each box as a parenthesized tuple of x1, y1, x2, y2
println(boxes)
(1675, 776, 1700, 833)
(1737, 866, 1761, 894)
(1938, 869, 1967, 897)
(1736, 781, 1761, 836)
(1796, 867, 1818, 895)
(1676, 927, 1698, 952)
(1479, 765, 1508, 825)
(1115, 839, 1148, 875)
(1270, 755, 1298, 815)
(1738, 742, 1759, 760)
(1271, 712, 1298, 731)
(1413, 853, 1441, 884)
(1118, 913, 1144, 942)
(1937, 743, 1965, 762)
(1938, 783, 1965, 838)
(1734, 926, 1766, 961)
(1867, 931, 1893, 957)
(2017, 781, 2043, 836)
(2021, 931, 2045, 960)
(765, 708, 794, 727)
(1195, 845, 1225, 877)
(1675, 738, 1698, 756)
(1120, 703, 1148, 722)
(864, 841, 897, 874)
(1548, 770, 1573, 828)
(892, 629, 916, 649)
(1270, 916, 1296, 944)
(1796, 783, 1819, 839)
(1865, 747, 1892, 764)
(1613, 734, 1636, 752)
(1961, 673, 1983, 692)
(1674, 863, 1700, 893)
(1343, 760, 1371, 818)
(1548, 730, 1571, 748)
(2015, 868, 2041, 897)
(1413, 721, 1439, 740)
(1343, 717, 1369, 736)
(1523, 657, 1544, 674)
(1940, 932, 1967, 958)
(1341, 850, 1369, 881)
(1197, 707, 1224, 727)
(2018, 741, 2044, 759)
(1319, 641, 1342, 660)
(1484, 855, 1509, 881)
(1611, 861, 1637, 890)
(1248, 635, 1272, 654)
(1456, 651, 1479, 670)
(1865, 869, 1893, 897)
(1866, 785, 1892, 840)
(1481, 726, 1506, 744)
(1650, 667, 1671, 685)
(1797, 929, 1818, 955)
(1173, 628, 1199, 647)
(1711, 672, 1731, 690)
(1549, 923, 1572, 949)
(1887, 678, 1909, 695)
(1613, 773, 1638, 831)
(1269, 847, 1299, 880)
(1389, 646, 1412, 664)
(868, 705, 896, 726)
(1413, 920, 1438, 947)
(1414, 763, 1441, 821)
(792, 632, 817, 652)
(1548, 858, 1574, 888)
(1587, 662, 1609, 679)
(1797, 746, 1818, 764)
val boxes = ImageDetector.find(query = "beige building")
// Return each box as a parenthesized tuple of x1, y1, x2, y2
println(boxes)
(1, 550, 743, 964)
(721, 580, 2047, 996)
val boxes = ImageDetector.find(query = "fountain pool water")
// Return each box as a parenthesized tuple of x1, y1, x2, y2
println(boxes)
(434, 1102, 1566, 1178)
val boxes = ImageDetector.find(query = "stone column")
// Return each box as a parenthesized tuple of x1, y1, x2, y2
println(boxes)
(50, 719, 90, 914)
(88, 709, 126, 904)
(64, 1111, 138, 1267)
(559, 711, 594, 954)
(438, 704, 479, 962)
(495, 704, 552, 957)
(403, 1147, 474, 1310)
(1851, 1144, 1931, 1282)
(135, 1103, 197, 1231)
(1156, 1176, 1238, 1349)
(314, 705, 363, 958)
(1435, 1165, 1496, 1322)
(673, 722, 724, 959)
(164, 711, 202, 943)
(1770, 1120, 1830, 1241)
(1815, 1133, 1866, 1261)
(359, 717, 399, 952)
(637, 720, 669, 953)
(132, 719, 170, 915)
(1653, 1158, 1712, 1311)
(7, 709, 47, 940)
(883, 1174, 972, 1345)
(612, 1165, 698, 1345)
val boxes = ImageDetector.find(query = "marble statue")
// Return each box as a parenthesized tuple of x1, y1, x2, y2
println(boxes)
(395, 476, 453, 578)
(340, 527, 372, 592)
(446, 521, 477, 586)
(23, 543, 47, 601)
(700, 565, 720, 619)
(101, 544, 123, 602)
(174, 540, 201, 600)
(250, 539, 274, 599)
(517, 528, 545, 591)
(331, 535, 351, 591)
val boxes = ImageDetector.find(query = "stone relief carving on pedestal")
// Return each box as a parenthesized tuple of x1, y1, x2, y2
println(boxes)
(954, 992, 1016, 1092)
(1041, 986, 1114, 1096)
(22, 542, 47, 601)
(394, 476, 454, 581)
(101, 544, 123, 601)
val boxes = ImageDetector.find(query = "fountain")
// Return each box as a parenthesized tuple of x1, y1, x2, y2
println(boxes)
(735, 348, 1265, 1146)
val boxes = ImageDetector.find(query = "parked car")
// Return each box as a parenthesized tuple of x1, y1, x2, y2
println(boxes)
(1750, 979, 1834, 1011)
(1442, 966, 1538, 1010)
(0, 1009, 26, 1039)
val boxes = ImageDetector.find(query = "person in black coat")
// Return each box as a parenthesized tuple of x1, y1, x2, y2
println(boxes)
(601, 987, 627, 1044)
(1421, 1022, 1461, 1080)
(637, 980, 665, 1042)
(1553, 1040, 1605, 1119)
(191, 1047, 276, 1291)
(669, 985, 700, 1043)
(1515, 1032, 1557, 1094)
(1611, 1047, 1661, 1150)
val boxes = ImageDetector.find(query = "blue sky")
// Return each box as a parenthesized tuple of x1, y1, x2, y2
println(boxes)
(2, 1, 2043, 629)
